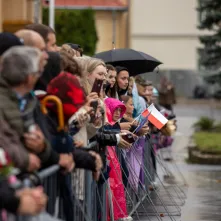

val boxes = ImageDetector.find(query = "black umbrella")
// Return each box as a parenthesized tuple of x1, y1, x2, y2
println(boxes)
(93, 48, 162, 76)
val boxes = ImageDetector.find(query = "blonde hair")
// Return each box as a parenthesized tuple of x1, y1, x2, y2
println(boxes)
(74, 57, 91, 94)
(74, 56, 91, 77)
(74, 57, 106, 95)
(74, 57, 106, 76)
(86, 58, 106, 74)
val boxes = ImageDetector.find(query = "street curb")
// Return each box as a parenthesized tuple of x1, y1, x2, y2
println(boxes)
(177, 98, 221, 108)
(188, 138, 221, 165)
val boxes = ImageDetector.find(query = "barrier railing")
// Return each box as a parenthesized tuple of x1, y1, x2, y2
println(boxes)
(1, 136, 187, 221)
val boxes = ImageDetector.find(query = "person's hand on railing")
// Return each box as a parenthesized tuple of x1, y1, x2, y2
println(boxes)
(59, 153, 75, 172)
(92, 171, 100, 181)
(89, 151, 103, 181)
(28, 153, 41, 172)
(89, 151, 103, 171)
(24, 126, 46, 153)
(16, 187, 47, 215)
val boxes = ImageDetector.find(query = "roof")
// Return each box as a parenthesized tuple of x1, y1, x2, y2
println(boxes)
(42, 0, 128, 11)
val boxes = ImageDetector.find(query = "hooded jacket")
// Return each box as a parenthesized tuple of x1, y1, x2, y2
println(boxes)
(104, 97, 126, 126)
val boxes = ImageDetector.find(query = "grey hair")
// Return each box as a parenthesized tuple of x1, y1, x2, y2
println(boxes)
(0, 46, 41, 86)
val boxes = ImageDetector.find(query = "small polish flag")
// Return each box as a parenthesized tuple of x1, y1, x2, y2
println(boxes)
(146, 104, 168, 129)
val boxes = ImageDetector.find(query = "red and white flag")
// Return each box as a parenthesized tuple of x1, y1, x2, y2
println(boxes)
(145, 104, 168, 129)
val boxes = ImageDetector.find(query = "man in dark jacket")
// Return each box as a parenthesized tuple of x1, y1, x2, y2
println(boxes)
(0, 46, 72, 172)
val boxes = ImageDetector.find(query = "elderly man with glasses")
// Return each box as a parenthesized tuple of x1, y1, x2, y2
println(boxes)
(0, 46, 64, 172)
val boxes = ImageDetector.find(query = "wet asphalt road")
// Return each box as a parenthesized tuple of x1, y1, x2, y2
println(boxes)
(174, 104, 221, 221)
(142, 104, 221, 221)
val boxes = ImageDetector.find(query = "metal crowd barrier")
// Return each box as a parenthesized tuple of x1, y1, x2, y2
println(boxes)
(1, 136, 187, 221)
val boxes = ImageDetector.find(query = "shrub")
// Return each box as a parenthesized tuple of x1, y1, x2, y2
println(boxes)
(193, 116, 215, 131)
(213, 122, 221, 132)
(42, 8, 98, 56)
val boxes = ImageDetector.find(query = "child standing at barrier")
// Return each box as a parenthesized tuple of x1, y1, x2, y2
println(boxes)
(120, 96, 149, 192)
(104, 98, 133, 221)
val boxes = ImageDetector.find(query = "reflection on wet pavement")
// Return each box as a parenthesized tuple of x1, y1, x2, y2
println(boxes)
(181, 167, 221, 221)
(175, 105, 221, 221)
(141, 105, 221, 221)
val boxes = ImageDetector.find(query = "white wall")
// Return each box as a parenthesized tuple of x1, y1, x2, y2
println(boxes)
(132, 37, 200, 70)
(130, 0, 201, 70)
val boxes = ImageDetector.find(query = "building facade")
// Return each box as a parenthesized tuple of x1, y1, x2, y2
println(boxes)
(43, 0, 129, 53)
(0, 0, 39, 33)
(129, 0, 207, 97)
(130, 0, 201, 71)
(0, 0, 128, 53)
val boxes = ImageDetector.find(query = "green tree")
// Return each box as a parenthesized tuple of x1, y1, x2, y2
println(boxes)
(197, 0, 221, 70)
(43, 8, 98, 55)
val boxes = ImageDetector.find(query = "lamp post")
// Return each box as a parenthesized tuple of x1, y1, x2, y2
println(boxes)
(49, 0, 55, 30)
(112, 9, 116, 49)
(34, 0, 40, 23)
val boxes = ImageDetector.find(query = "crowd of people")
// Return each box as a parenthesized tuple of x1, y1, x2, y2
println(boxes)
(0, 23, 176, 221)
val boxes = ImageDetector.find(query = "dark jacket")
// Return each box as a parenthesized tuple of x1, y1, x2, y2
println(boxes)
(0, 119, 27, 170)
(33, 103, 60, 168)
(0, 179, 20, 214)
(74, 148, 96, 171)
(98, 122, 129, 186)
(92, 124, 119, 165)
(96, 129, 118, 147)
(0, 77, 52, 171)
(35, 52, 61, 91)
(158, 84, 176, 106)
(46, 111, 97, 171)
